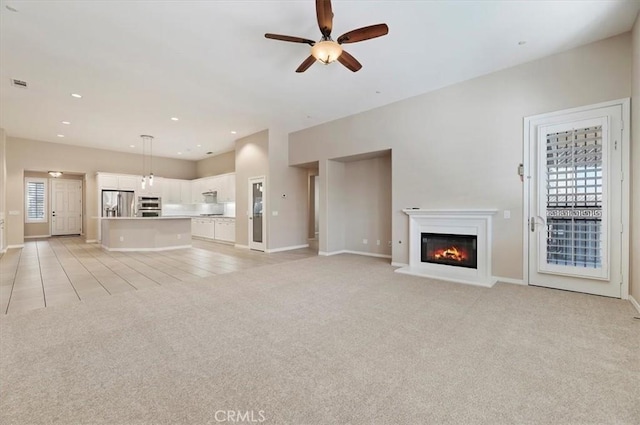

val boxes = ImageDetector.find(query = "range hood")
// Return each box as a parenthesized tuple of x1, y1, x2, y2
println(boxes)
(202, 191, 217, 203)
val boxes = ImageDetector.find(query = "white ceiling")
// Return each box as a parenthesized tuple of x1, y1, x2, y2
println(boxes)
(1, 0, 638, 161)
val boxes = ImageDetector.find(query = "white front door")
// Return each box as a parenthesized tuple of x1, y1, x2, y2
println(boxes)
(51, 179, 82, 236)
(248, 176, 266, 251)
(525, 100, 629, 298)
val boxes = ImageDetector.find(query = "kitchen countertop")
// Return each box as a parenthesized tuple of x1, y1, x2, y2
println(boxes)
(96, 215, 236, 219)
(100, 216, 193, 220)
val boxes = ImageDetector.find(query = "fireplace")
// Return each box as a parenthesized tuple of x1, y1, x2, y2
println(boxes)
(396, 209, 497, 287)
(421, 233, 477, 269)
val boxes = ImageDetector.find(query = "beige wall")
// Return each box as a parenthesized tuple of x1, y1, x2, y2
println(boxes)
(321, 159, 346, 253)
(196, 150, 235, 178)
(235, 130, 269, 247)
(0, 128, 6, 251)
(267, 127, 309, 250)
(631, 13, 640, 303)
(343, 154, 392, 256)
(290, 33, 632, 280)
(6, 137, 197, 245)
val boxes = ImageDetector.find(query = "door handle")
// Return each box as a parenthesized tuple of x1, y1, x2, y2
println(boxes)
(529, 216, 546, 232)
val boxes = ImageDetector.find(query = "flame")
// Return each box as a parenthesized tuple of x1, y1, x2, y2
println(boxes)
(433, 246, 467, 262)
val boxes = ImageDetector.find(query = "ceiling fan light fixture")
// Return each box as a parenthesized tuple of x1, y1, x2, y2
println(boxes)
(311, 40, 343, 64)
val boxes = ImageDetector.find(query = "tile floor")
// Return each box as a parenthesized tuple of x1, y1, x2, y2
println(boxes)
(0, 237, 317, 315)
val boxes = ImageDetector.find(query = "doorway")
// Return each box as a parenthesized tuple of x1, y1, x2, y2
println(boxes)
(307, 170, 319, 253)
(524, 99, 629, 298)
(51, 179, 83, 236)
(248, 176, 266, 251)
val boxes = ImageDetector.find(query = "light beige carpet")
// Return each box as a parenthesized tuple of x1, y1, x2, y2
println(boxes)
(1, 254, 638, 424)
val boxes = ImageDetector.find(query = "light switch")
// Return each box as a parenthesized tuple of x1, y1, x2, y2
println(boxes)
(503, 210, 511, 219)
(272, 211, 278, 216)
(9, 211, 20, 216)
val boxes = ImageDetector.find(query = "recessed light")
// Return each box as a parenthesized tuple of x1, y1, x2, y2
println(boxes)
(196, 144, 202, 148)
(177, 152, 182, 155)
(171, 117, 179, 121)
(61, 121, 71, 125)
(518, 41, 527, 45)
(230, 131, 237, 134)
(71, 93, 82, 98)
(129, 145, 135, 148)
(57, 134, 65, 138)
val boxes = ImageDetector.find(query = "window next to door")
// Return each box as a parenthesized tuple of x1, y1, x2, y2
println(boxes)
(25, 177, 47, 223)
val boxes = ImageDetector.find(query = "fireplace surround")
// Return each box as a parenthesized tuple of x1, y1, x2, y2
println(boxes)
(396, 209, 497, 287)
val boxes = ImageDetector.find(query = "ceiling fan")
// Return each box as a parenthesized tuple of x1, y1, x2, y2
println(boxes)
(265, 0, 389, 73)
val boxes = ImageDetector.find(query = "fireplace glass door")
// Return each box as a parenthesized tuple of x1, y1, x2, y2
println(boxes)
(421, 233, 478, 269)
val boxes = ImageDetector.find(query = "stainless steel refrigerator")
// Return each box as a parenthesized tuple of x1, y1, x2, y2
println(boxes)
(102, 190, 135, 217)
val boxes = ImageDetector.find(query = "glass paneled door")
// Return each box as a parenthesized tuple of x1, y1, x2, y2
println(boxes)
(525, 102, 627, 298)
(249, 176, 265, 251)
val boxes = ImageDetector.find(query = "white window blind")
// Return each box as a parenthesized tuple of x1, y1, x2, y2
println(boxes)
(25, 178, 47, 223)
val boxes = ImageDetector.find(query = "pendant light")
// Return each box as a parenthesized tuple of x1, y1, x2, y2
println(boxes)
(140, 135, 154, 189)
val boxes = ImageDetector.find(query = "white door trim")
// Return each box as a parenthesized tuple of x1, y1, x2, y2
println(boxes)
(523, 98, 630, 299)
(248, 176, 266, 251)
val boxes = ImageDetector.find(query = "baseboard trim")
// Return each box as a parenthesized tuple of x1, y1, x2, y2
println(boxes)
(24, 235, 51, 239)
(391, 262, 409, 268)
(101, 244, 192, 252)
(85, 239, 98, 244)
(318, 250, 391, 259)
(318, 250, 345, 256)
(7, 244, 25, 249)
(266, 244, 309, 253)
(342, 250, 392, 259)
(629, 295, 640, 314)
(493, 276, 526, 286)
(234, 244, 249, 250)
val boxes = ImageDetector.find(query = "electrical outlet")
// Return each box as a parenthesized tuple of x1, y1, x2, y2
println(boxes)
(376, 240, 380, 246)
(177, 234, 181, 239)
(503, 210, 511, 219)
(119, 236, 124, 242)
(362, 239, 368, 244)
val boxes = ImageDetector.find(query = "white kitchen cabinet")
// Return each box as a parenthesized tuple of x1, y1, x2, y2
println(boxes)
(97, 173, 141, 191)
(162, 179, 181, 204)
(191, 178, 204, 203)
(163, 179, 191, 204)
(214, 218, 235, 243)
(118, 175, 140, 191)
(215, 174, 236, 203)
(191, 218, 215, 239)
(97, 174, 118, 190)
(180, 180, 191, 203)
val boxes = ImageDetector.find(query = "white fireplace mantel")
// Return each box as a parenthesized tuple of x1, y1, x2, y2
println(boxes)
(396, 209, 498, 287)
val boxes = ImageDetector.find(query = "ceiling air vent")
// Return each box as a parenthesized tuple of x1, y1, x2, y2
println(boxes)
(11, 79, 28, 89)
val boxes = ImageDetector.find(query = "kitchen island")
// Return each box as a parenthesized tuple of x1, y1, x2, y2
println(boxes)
(101, 217, 192, 251)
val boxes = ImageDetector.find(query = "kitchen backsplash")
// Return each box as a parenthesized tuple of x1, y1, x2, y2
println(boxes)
(163, 202, 235, 217)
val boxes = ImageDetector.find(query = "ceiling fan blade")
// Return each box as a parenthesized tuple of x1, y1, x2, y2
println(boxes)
(337, 24, 389, 44)
(316, 0, 334, 37)
(337, 50, 362, 72)
(265, 33, 315, 46)
(296, 55, 317, 73)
